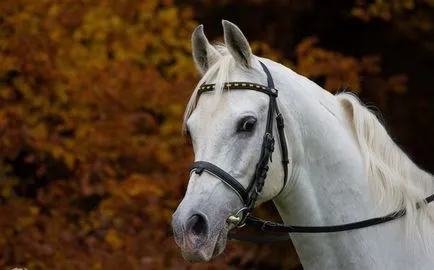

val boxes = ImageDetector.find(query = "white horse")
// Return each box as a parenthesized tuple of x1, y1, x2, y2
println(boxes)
(171, 20, 434, 270)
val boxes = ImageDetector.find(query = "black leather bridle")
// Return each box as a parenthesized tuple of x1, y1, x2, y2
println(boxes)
(189, 61, 434, 243)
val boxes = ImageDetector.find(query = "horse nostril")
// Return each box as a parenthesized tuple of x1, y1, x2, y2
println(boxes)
(187, 213, 208, 237)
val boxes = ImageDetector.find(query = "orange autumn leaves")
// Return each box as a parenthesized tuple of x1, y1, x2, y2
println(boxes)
(0, 0, 197, 269)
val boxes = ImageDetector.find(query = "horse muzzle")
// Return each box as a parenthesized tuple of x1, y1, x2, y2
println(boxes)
(172, 208, 228, 262)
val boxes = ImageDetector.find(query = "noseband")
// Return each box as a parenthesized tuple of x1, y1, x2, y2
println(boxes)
(189, 61, 434, 243)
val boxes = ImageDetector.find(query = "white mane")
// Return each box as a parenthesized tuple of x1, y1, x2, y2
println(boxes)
(337, 93, 434, 247)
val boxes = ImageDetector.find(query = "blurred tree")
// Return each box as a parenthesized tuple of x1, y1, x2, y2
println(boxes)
(0, 0, 201, 269)
(353, 0, 434, 50)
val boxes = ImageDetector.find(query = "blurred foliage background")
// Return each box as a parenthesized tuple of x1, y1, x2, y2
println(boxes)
(0, 0, 433, 269)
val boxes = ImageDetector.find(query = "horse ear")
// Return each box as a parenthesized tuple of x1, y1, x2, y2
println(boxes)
(222, 20, 252, 68)
(192, 25, 221, 75)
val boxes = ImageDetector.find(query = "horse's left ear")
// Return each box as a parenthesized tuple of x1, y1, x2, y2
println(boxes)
(222, 20, 252, 68)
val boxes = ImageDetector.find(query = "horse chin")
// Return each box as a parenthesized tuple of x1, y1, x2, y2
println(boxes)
(181, 227, 228, 263)
(212, 228, 228, 257)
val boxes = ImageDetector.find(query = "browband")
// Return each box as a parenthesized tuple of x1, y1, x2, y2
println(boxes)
(198, 82, 278, 97)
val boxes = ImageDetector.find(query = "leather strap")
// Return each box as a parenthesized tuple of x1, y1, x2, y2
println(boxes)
(198, 82, 277, 97)
(191, 161, 249, 204)
(245, 211, 407, 233)
(259, 62, 274, 89)
(228, 193, 434, 242)
(273, 98, 289, 191)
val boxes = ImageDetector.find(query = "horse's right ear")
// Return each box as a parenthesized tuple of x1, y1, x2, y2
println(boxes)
(192, 25, 221, 75)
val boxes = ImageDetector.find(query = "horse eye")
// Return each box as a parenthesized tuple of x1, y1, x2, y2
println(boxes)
(237, 116, 257, 132)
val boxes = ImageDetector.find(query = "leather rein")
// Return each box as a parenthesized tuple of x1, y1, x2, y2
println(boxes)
(189, 61, 434, 243)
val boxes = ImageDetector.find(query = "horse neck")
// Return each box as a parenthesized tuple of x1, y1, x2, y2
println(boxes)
(266, 63, 434, 270)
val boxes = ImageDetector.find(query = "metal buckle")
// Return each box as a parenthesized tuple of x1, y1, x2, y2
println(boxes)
(261, 220, 272, 231)
(227, 207, 249, 228)
(264, 133, 274, 152)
